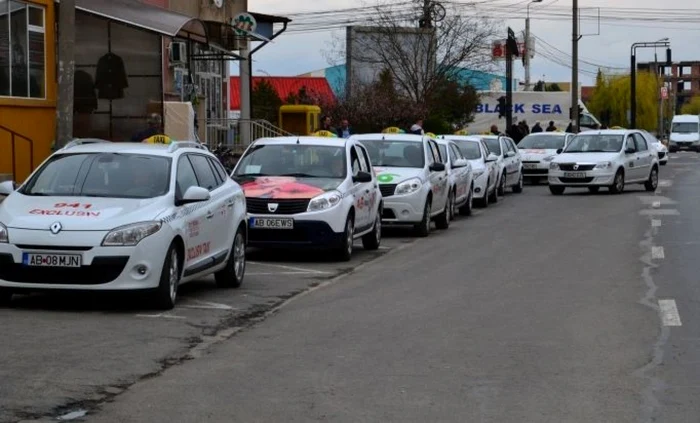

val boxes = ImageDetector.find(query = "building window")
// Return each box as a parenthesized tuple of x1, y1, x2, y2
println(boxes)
(0, 0, 46, 99)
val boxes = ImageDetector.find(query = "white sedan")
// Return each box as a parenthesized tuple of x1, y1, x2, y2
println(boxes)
(640, 130, 668, 166)
(0, 140, 248, 309)
(481, 135, 524, 196)
(440, 135, 499, 207)
(518, 132, 575, 183)
(548, 129, 660, 195)
(436, 138, 474, 217)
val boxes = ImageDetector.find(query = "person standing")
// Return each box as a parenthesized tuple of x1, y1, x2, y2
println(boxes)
(490, 125, 500, 136)
(336, 119, 353, 138)
(545, 121, 557, 132)
(320, 115, 335, 133)
(132, 114, 166, 142)
(531, 122, 543, 133)
(409, 119, 425, 135)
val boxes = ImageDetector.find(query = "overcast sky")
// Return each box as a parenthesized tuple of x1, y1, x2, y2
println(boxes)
(236, 0, 699, 87)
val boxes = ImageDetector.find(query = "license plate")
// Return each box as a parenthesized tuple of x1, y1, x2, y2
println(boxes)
(523, 163, 538, 169)
(22, 253, 82, 268)
(250, 217, 294, 229)
(563, 172, 586, 178)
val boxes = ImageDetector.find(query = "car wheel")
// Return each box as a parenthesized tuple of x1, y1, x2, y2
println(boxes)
(609, 169, 625, 194)
(478, 181, 490, 208)
(549, 186, 565, 195)
(435, 191, 452, 230)
(588, 186, 600, 193)
(0, 288, 12, 307)
(497, 173, 507, 196)
(489, 181, 499, 203)
(215, 226, 246, 288)
(336, 215, 354, 261)
(414, 199, 431, 237)
(459, 184, 473, 216)
(645, 166, 659, 192)
(449, 188, 457, 220)
(153, 243, 181, 310)
(362, 212, 382, 250)
(512, 172, 523, 193)
(660, 161, 667, 166)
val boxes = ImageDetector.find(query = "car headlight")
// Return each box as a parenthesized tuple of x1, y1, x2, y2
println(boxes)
(307, 190, 342, 212)
(0, 223, 7, 243)
(549, 162, 560, 170)
(395, 178, 422, 195)
(595, 161, 613, 169)
(102, 221, 162, 246)
(543, 155, 556, 162)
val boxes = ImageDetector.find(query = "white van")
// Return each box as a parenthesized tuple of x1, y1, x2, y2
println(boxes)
(669, 115, 700, 152)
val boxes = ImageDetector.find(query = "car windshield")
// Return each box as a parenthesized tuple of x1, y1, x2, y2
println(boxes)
(564, 134, 624, 153)
(671, 122, 699, 133)
(362, 140, 425, 168)
(233, 144, 346, 178)
(518, 134, 566, 149)
(452, 140, 482, 160)
(20, 153, 171, 198)
(483, 138, 501, 156)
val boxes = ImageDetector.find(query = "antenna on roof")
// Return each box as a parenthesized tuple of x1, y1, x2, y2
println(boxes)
(296, 138, 300, 144)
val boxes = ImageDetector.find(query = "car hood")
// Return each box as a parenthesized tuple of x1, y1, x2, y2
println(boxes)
(519, 149, 558, 160)
(373, 167, 424, 184)
(553, 152, 620, 163)
(468, 160, 486, 172)
(670, 133, 700, 142)
(0, 194, 167, 231)
(235, 176, 341, 199)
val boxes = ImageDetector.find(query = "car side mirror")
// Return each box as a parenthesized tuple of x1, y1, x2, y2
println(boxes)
(556, 148, 563, 154)
(176, 186, 210, 206)
(452, 159, 468, 168)
(353, 171, 372, 183)
(505, 151, 516, 158)
(625, 148, 636, 154)
(485, 153, 498, 162)
(429, 162, 446, 172)
(0, 180, 16, 196)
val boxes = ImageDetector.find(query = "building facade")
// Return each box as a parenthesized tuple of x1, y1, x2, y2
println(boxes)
(638, 61, 700, 111)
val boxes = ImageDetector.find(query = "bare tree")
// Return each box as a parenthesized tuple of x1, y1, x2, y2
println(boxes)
(325, 1, 498, 104)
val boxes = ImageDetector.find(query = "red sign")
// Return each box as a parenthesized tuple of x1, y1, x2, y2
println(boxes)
(492, 40, 528, 59)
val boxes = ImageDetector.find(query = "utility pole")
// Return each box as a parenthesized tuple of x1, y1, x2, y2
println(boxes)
(56, 0, 76, 148)
(524, 0, 542, 91)
(506, 27, 519, 129)
(571, 0, 580, 133)
(420, 0, 432, 28)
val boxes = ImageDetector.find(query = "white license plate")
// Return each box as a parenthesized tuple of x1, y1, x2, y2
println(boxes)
(22, 253, 82, 268)
(250, 217, 294, 229)
(563, 172, 587, 178)
(523, 163, 538, 169)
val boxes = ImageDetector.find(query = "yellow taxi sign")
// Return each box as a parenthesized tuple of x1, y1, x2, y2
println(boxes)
(382, 127, 404, 134)
(610, 126, 625, 129)
(425, 132, 436, 138)
(143, 134, 172, 144)
(312, 130, 337, 137)
(454, 129, 469, 135)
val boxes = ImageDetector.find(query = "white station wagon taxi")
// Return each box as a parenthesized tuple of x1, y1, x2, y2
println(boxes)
(350, 133, 450, 236)
(435, 137, 474, 217)
(518, 132, 575, 183)
(231, 136, 383, 261)
(439, 135, 499, 208)
(0, 140, 248, 309)
(548, 129, 660, 195)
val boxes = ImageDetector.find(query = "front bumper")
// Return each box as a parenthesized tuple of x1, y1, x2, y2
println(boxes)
(548, 169, 616, 186)
(668, 142, 700, 152)
(247, 219, 344, 248)
(0, 228, 169, 291)
(522, 162, 550, 179)
(472, 172, 489, 199)
(381, 189, 427, 224)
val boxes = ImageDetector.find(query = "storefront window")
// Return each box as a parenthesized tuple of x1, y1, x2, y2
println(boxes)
(0, 0, 45, 98)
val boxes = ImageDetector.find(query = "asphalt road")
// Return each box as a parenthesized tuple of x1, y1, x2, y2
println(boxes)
(5, 153, 700, 422)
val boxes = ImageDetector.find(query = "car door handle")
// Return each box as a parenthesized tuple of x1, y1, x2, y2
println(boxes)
(206, 211, 214, 219)
(226, 200, 234, 208)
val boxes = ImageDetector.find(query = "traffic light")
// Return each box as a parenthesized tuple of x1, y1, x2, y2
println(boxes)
(666, 48, 672, 65)
(497, 96, 506, 118)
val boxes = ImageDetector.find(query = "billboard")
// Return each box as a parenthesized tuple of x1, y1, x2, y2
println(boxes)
(345, 26, 435, 99)
(491, 37, 535, 60)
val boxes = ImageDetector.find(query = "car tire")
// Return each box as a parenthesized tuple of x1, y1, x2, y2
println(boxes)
(449, 188, 457, 220)
(497, 173, 507, 196)
(362, 212, 382, 250)
(477, 181, 490, 208)
(336, 215, 354, 261)
(435, 192, 452, 230)
(645, 166, 659, 192)
(414, 199, 431, 237)
(660, 161, 667, 166)
(588, 186, 600, 193)
(512, 172, 523, 193)
(459, 185, 473, 216)
(489, 181, 499, 203)
(215, 226, 246, 288)
(153, 243, 181, 310)
(0, 288, 12, 307)
(549, 186, 565, 195)
(609, 169, 625, 194)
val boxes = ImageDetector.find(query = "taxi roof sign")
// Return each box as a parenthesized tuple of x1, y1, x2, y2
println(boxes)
(454, 129, 469, 135)
(382, 127, 405, 134)
(312, 130, 338, 137)
(425, 132, 436, 138)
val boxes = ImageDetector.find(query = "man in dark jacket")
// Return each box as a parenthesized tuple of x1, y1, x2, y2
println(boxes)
(531, 122, 543, 133)
(545, 121, 557, 132)
(131, 114, 164, 142)
(490, 125, 500, 136)
(336, 119, 353, 138)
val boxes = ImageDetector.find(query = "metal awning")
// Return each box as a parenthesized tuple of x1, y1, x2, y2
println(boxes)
(64, 0, 208, 43)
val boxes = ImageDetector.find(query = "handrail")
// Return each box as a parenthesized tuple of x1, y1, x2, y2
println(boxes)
(0, 124, 34, 181)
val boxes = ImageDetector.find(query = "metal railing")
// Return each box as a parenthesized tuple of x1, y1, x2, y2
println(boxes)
(198, 118, 293, 148)
(0, 124, 34, 182)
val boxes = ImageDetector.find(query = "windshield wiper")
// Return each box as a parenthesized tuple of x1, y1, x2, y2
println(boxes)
(279, 173, 319, 178)
(23, 192, 53, 196)
(235, 173, 271, 177)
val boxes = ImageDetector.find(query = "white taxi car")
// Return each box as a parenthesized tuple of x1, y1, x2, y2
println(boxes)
(435, 137, 474, 217)
(231, 136, 382, 261)
(518, 132, 575, 183)
(0, 140, 247, 309)
(640, 130, 668, 166)
(440, 135, 498, 207)
(548, 129, 660, 195)
(481, 135, 524, 196)
(351, 133, 450, 236)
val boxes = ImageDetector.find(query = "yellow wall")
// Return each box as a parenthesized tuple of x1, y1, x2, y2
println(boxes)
(0, 0, 56, 182)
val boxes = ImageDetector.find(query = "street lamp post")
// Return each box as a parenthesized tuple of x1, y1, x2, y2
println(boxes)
(630, 39, 671, 128)
(524, 0, 542, 91)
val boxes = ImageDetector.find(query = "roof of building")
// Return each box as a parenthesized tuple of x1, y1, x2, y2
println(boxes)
(229, 76, 336, 110)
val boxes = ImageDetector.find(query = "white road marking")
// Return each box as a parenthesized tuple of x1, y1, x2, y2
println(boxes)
(659, 299, 682, 326)
(639, 209, 680, 216)
(637, 196, 676, 205)
(652, 246, 665, 259)
(660, 180, 673, 187)
(135, 313, 186, 319)
(57, 409, 88, 420)
(652, 201, 661, 208)
(248, 261, 329, 274)
(247, 271, 319, 276)
(651, 219, 662, 227)
(179, 300, 234, 310)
